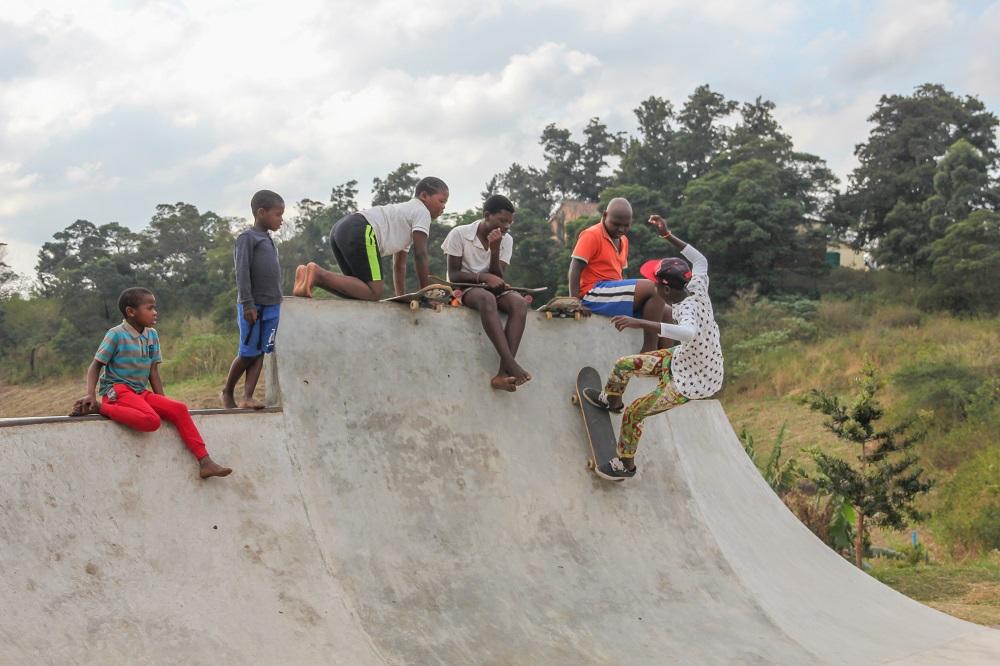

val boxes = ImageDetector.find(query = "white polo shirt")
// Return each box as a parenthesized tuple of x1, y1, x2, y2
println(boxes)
(441, 220, 514, 277)
(360, 198, 432, 256)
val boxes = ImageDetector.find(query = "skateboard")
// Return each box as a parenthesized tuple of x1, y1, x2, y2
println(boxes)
(571, 366, 621, 479)
(538, 296, 586, 320)
(429, 275, 547, 306)
(381, 284, 454, 312)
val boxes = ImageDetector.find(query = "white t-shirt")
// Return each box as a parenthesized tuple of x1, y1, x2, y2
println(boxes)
(667, 244, 724, 400)
(360, 199, 432, 256)
(440, 220, 514, 277)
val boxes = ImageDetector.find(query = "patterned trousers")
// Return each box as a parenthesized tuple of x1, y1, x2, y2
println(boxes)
(604, 348, 689, 458)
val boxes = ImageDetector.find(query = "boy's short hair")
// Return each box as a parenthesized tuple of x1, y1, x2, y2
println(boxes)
(251, 190, 284, 214)
(414, 177, 448, 198)
(118, 287, 154, 317)
(484, 194, 514, 216)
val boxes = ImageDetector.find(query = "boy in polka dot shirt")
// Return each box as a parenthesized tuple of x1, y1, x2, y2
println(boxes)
(584, 215, 723, 481)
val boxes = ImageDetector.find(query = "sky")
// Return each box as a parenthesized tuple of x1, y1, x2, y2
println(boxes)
(2, 0, 999, 278)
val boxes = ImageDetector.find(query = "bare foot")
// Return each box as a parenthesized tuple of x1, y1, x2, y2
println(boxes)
(507, 362, 532, 386)
(199, 456, 232, 479)
(220, 390, 238, 409)
(238, 397, 265, 410)
(490, 375, 517, 392)
(292, 263, 316, 298)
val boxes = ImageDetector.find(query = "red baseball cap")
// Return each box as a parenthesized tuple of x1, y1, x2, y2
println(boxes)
(640, 257, 692, 290)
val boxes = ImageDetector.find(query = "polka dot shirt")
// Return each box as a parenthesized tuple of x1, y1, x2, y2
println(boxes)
(671, 245, 724, 399)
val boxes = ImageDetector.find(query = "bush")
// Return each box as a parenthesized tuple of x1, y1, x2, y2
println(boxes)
(872, 304, 923, 328)
(815, 299, 869, 334)
(893, 359, 987, 424)
(159, 333, 235, 383)
(935, 446, 1000, 555)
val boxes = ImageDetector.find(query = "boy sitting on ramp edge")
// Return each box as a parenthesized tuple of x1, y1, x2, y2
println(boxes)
(584, 216, 723, 481)
(441, 194, 530, 391)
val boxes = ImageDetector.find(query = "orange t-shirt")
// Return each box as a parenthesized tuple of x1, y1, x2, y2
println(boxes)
(571, 222, 629, 297)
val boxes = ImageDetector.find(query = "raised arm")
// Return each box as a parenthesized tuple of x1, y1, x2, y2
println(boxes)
(648, 214, 707, 275)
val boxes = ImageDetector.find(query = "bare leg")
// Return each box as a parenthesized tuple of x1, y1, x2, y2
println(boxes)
(497, 292, 531, 384)
(463, 289, 530, 388)
(634, 279, 668, 352)
(221, 355, 258, 408)
(294, 262, 384, 301)
(240, 354, 265, 409)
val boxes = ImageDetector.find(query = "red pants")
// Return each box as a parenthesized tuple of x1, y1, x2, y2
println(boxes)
(100, 384, 208, 460)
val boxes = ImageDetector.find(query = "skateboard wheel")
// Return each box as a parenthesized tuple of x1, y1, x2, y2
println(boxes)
(409, 300, 419, 311)
(524, 295, 533, 305)
(433, 303, 443, 312)
(545, 312, 553, 320)
(571, 394, 579, 405)
(573, 311, 582, 320)
(587, 459, 595, 470)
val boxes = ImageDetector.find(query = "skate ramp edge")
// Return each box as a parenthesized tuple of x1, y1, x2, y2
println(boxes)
(0, 297, 998, 665)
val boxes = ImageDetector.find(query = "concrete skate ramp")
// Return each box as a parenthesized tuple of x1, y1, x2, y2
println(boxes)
(2, 298, 999, 665)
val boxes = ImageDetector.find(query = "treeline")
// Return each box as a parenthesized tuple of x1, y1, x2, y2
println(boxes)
(1, 82, 998, 380)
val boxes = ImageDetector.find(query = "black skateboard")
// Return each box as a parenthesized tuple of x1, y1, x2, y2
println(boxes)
(571, 366, 621, 480)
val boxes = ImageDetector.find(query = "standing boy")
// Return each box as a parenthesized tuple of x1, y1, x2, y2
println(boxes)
(442, 194, 530, 391)
(584, 215, 723, 481)
(221, 189, 284, 409)
(74, 288, 232, 479)
(567, 198, 670, 352)
(292, 177, 449, 300)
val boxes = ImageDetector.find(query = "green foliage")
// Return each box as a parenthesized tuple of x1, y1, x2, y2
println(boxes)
(718, 289, 818, 380)
(371, 162, 420, 206)
(839, 83, 999, 270)
(540, 118, 623, 201)
(893, 358, 990, 424)
(739, 423, 804, 495)
(827, 495, 857, 554)
(928, 210, 1000, 314)
(805, 362, 933, 534)
(672, 158, 828, 299)
(159, 333, 235, 383)
(935, 446, 1000, 554)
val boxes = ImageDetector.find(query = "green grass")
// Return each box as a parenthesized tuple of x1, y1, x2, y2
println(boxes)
(871, 559, 1000, 626)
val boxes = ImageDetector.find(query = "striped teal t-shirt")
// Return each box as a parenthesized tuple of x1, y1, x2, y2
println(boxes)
(94, 321, 162, 396)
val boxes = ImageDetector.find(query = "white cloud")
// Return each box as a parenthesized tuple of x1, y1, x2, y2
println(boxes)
(775, 92, 882, 182)
(839, 0, 955, 80)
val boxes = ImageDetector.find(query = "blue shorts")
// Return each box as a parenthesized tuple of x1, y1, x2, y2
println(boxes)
(581, 279, 642, 317)
(237, 303, 280, 357)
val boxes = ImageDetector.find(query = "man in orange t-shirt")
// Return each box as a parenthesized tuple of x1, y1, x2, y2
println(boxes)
(567, 197, 670, 352)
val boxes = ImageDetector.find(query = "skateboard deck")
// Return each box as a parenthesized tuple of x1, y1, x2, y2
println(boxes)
(572, 366, 620, 479)
(381, 284, 454, 312)
(429, 275, 547, 306)
(538, 296, 585, 320)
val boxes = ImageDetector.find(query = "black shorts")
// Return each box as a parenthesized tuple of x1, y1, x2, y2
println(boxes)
(330, 213, 383, 283)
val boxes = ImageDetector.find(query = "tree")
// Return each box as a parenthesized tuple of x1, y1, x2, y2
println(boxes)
(925, 139, 994, 234)
(928, 210, 1000, 314)
(672, 159, 827, 299)
(674, 84, 738, 183)
(805, 362, 933, 568)
(139, 203, 235, 312)
(617, 96, 684, 202)
(839, 83, 999, 270)
(371, 162, 420, 206)
(540, 118, 622, 201)
(0, 243, 18, 297)
(492, 164, 553, 220)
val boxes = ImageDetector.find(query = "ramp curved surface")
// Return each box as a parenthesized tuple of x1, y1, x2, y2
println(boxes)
(1, 298, 998, 665)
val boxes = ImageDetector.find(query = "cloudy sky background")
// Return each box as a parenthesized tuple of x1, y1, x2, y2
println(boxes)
(2, 0, 999, 277)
